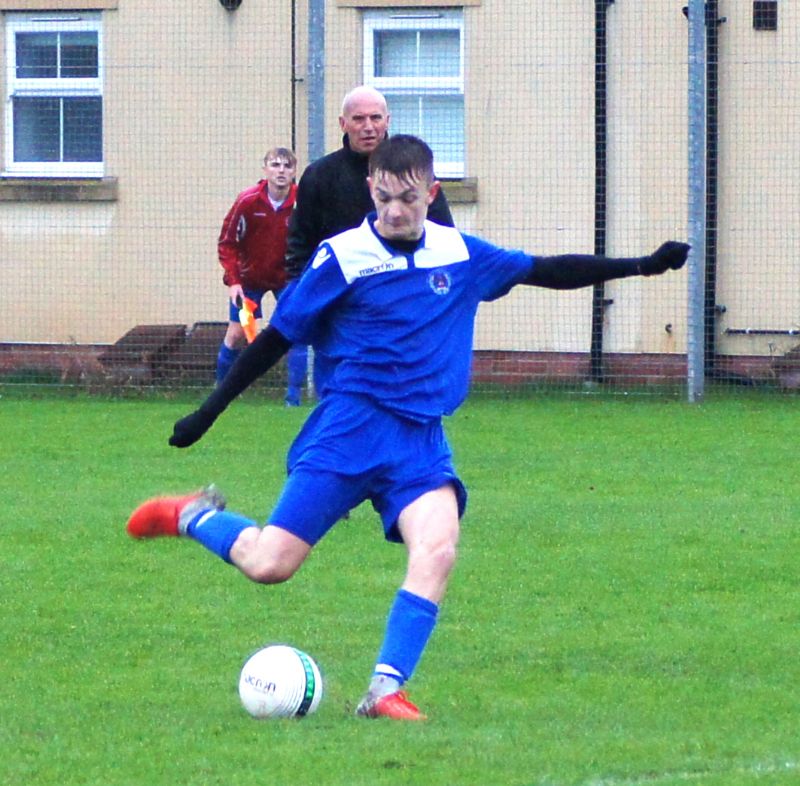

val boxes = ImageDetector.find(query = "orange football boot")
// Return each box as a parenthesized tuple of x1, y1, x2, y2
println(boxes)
(356, 690, 427, 721)
(126, 486, 225, 538)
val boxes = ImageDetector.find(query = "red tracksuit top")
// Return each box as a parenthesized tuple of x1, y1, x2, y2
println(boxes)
(218, 181, 297, 292)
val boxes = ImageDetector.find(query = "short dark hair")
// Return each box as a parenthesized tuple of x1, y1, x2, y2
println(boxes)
(368, 135, 435, 185)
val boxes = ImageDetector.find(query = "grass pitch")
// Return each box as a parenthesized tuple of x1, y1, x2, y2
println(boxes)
(1, 390, 799, 785)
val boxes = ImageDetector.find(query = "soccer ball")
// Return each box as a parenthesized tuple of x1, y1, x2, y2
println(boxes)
(238, 645, 323, 719)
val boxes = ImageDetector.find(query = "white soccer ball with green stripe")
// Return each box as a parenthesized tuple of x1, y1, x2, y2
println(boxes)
(238, 645, 323, 718)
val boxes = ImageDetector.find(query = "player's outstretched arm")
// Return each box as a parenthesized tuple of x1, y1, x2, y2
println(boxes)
(524, 241, 690, 290)
(169, 325, 292, 448)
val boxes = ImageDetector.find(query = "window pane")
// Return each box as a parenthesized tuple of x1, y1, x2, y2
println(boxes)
(375, 30, 417, 77)
(384, 94, 421, 136)
(375, 29, 460, 79)
(421, 95, 464, 164)
(13, 96, 103, 163)
(384, 93, 463, 166)
(61, 31, 99, 78)
(418, 31, 460, 77)
(64, 97, 103, 161)
(13, 97, 61, 161)
(16, 32, 58, 78)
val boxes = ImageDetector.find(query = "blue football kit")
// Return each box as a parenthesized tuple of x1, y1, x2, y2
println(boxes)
(146, 208, 687, 705)
(273, 216, 534, 420)
(264, 215, 535, 545)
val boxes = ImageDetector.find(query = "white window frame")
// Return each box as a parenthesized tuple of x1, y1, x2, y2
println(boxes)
(363, 8, 465, 178)
(4, 11, 104, 178)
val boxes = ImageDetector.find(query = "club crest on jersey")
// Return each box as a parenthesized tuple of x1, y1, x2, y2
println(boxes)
(428, 270, 452, 296)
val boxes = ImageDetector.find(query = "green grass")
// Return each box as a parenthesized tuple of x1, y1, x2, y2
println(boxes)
(1, 391, 799, 785)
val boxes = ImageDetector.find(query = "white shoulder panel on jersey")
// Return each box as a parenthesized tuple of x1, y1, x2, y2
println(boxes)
(325, 218, 469, 284)
(413, 221, 469, 269)
(328, 220, 409, 284)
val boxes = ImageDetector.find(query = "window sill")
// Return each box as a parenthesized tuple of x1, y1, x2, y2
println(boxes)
(338, 0, 478, 5)
(0, 1, 117, 8)
(439, 177, 477, 205)
(0, 177, 118, 203)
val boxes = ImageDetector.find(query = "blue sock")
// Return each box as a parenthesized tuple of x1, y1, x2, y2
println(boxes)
(374, 589, 439, 684)
(285, 344, 308, 404)
(287, 344, 308, 389)
(216, 344, 240, 383)
(185, 510, 254, 564)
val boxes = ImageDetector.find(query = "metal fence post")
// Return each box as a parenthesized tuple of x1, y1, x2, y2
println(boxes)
(305, 0, 325, 399)
(687, 0, 707, 402)
(307, 0, 325, 164)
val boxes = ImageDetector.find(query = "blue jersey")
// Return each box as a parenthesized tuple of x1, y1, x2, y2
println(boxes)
(271, 215, 534, 421)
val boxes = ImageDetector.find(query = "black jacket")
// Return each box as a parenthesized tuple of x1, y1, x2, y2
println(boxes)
(284, 135, 454, 278)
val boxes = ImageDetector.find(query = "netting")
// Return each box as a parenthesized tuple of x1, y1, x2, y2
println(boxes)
(2, 0, 798, 398)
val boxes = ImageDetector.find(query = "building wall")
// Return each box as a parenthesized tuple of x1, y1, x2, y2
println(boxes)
(715, 0, 800, 359)
(2, 0, 296, 344)
(1, 0, 798, 367)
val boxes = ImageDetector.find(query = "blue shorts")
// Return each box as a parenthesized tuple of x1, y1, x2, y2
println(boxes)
(267, 393, 467, 545)
(227, 287, 270, 322)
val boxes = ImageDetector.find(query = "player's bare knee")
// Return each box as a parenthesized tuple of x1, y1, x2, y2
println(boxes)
(230, 533, 293, 583)
(248, 560, 297, 585)
(223, 324, 243, 347)
(433, 540, 458, 576)
(412, 538, 457, 579)
(231, 525, 309, 584)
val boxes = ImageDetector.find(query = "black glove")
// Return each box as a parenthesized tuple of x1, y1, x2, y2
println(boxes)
(640, 241, 691, 276)
(169, 407, 218, 448)
(167, 327, 292, 449)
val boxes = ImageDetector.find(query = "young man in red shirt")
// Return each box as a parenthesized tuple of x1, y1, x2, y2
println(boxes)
(216, 147, 307, 405)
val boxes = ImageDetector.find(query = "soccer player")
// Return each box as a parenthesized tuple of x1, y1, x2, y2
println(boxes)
(284, 86, 454, 398)
(127, 135, 690, 721)
(216, 146, 308, 405)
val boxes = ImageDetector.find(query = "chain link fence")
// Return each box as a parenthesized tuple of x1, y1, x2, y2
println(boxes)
(1, 0, 798, 397)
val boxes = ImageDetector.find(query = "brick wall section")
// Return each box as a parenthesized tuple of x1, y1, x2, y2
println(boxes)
(1, 342, 787, 389)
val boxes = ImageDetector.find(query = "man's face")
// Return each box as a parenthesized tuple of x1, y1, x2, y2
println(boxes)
(369, 170, 439, 242)
(263, 157, 296, 193)
(339, 95, 390, 154)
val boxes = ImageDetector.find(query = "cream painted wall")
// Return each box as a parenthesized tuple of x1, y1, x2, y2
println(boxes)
(3, 0, 295, 343)
(602, 1, 689, 356)
(464, 3, 597, 353)
(715, 0, 800, 359)
(2, 0, 798, 362)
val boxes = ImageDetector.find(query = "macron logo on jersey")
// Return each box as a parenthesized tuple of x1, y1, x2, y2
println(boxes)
(312, 246, 332, 269)
(358, 259, 407, 278)
(327, 224, 410, 284)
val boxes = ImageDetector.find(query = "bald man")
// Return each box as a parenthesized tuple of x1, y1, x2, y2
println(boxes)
(284, 86, 454, 280)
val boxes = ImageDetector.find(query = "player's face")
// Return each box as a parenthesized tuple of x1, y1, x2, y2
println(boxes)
(369, 170, 440, 242)
(263, 157, 296, 195)
(339, 95, 389, 154)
